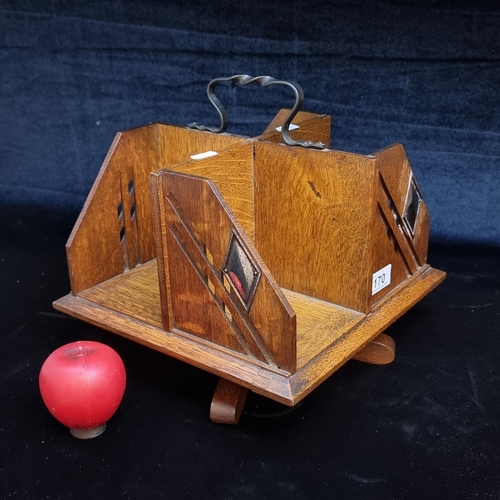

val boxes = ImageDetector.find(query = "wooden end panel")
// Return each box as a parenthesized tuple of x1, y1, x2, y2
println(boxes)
(152, 170, 297, 373)
(372, 143, 429, 266)
(367, 144, 433, 309)
(67, 125, 159, 295)
(254, 142, 375, 313)
(259, 109, 331, 148)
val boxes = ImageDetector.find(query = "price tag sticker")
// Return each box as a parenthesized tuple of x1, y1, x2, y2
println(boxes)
(372, 264, 392, 295)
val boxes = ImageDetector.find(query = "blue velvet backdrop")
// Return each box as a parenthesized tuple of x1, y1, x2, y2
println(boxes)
(1, 1, 499, 244)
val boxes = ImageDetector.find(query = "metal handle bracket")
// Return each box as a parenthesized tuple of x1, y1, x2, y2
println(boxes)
(188, 74, 325, 149)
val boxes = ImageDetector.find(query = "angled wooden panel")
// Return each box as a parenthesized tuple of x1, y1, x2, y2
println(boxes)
(378, 178, 417, 269)
(151, 169, 297, 372)
(166, 224, 247, 355)
(373, 144, 413, 217)
(365, 145, 433, 309)
(367, 201, 413, 307)
(373, 143, 430, 265)
(66, 125, 159, 295)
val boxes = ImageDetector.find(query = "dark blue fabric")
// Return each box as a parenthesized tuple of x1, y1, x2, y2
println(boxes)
(1, 1, 499, 244)
(1, 210, 499, 500)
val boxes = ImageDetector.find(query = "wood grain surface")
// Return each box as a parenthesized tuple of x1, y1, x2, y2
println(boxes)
(56, 111, 445, 412)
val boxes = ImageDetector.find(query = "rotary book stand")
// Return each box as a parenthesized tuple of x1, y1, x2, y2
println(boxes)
(54, 76, 445, 424)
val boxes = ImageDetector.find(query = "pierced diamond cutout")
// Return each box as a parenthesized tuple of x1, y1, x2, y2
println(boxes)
(223, 232, 261, 310)
(403, 177, 421, 237)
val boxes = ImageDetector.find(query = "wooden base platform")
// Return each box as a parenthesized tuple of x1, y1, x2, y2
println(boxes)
(53, 259, 445, 407)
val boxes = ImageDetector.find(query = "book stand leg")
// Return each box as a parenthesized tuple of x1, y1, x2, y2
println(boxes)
(352, 333, 396, 365)
(210, 378, 249, 425)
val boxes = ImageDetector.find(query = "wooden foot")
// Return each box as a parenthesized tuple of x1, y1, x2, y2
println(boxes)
(352, 333, 396, 365)
(210, 378, 249, 424)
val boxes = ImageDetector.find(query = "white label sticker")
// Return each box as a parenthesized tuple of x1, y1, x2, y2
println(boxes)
(190, 150, 218, 160)
(372, 264, 392, 295)
(275, 124, 300, 132)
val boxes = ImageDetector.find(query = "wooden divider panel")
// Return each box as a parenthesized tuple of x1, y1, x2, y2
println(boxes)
(254, 142, 376, 313)
(151, 170, 297, 373)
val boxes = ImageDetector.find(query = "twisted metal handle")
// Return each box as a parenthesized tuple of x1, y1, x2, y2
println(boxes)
(188, 75, 325, 149)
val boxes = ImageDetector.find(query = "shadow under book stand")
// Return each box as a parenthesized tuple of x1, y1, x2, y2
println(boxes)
(53, 108, 445, 424)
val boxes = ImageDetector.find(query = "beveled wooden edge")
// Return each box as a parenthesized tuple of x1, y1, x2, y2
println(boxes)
(210, 378, 249, 424)
(288, 266, 446, 403)
(351, 333, 395, 365)
(53, 292, 296, 405)
(53, 266, 445, 406)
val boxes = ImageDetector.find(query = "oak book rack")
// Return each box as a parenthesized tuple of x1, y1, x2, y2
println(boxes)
(54, 76, 445, 424)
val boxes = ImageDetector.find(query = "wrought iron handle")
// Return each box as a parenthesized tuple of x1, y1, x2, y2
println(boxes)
(188, 74, 325, 149)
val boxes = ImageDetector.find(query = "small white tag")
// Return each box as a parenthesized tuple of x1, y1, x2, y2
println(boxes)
(276, 124, 299, 132)
(190, 150, 218, 160)
(372, 264, 392, 295)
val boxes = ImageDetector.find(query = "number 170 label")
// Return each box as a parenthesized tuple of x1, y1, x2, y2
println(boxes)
(372, 264, 392, 295)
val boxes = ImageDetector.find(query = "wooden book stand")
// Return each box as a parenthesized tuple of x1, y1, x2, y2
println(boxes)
(54, 76, 445, 424)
